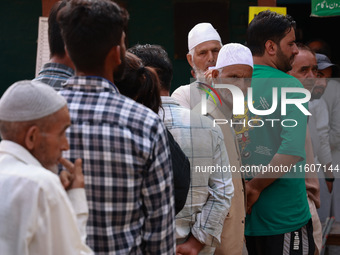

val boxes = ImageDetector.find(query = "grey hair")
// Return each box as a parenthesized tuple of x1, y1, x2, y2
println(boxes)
(187, 41, 223, 61)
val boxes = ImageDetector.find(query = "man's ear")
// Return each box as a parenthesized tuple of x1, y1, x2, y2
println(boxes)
(191, 69, 196, 79)
(24, 126, 39, 150)
(264, 40, 277, 56)
(186, 53, 194, 68)
(212, 69, 219, 78)
(112, 45, 121, 65)
(103, 45, 121, 77)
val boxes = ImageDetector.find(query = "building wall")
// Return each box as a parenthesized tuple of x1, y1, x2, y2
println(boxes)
(0, 0, 253, 95)
(127, 0, 253, 92)
(0, 0, 41, 95)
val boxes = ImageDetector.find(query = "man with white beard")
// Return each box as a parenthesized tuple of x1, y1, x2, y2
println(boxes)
(191, 43, 253, 255)
(173, 31, 251, 253)
(171, 22, 222, 109)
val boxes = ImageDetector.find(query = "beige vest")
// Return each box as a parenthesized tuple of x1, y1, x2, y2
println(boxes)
(193, 101, 246, 255)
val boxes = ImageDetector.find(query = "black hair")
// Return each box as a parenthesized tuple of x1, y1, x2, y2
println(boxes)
(128, 44, 173, 92)
(115, 52, 162, 113)
(48, 0, 67, 57)
(58, 0, 128, 73)
(246, 10, 296, 56)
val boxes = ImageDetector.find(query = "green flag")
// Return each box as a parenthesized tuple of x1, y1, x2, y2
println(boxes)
(312, 0, 340, 17)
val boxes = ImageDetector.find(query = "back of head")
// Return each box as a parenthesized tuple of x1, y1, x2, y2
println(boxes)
(128, 44, 173, 92)
(246, 10, 296, 56)
(0, 80, 67, 139)
(115, 52, 161, 113)
(48, 0, 67, 58)
(58, 0, 126, 73)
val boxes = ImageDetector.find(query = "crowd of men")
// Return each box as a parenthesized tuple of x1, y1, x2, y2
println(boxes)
(0, 0, 339, 255)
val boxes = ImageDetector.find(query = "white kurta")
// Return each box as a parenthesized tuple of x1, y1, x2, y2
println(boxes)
(308, 98, 332, 166)
(0, 140, 93, 255)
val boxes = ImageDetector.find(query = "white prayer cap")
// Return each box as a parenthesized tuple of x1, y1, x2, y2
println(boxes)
(188, 23, 222, 51)
(0, 80, 67, 122)
(209, 43, 253, 70)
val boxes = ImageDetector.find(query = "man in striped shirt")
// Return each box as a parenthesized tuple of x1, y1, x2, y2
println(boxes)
(34, 1, 74, 90)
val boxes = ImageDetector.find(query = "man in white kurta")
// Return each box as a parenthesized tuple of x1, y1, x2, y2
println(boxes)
(0, 80, 93, 255)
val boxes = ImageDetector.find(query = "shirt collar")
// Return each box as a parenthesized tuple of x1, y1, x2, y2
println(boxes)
(161, 96, 180, 106)
(0, 140, 43, 167)
(40, 62, 75, 76)
(63, 76, 119, 93)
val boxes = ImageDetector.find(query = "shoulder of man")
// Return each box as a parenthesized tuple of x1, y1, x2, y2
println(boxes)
(1, 157, 66, 207)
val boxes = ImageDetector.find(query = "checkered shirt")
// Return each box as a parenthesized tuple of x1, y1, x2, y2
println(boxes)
(34, 63, 74, 90)
(160, 96, 234, 250)
(59, 76, 175, 254)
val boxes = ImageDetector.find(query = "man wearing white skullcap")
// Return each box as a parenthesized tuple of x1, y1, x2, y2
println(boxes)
(186, 43, 253, 255)
(209, 43, 253, 110)
(0, 80, 93, 254)
(172, 22, 222, 109)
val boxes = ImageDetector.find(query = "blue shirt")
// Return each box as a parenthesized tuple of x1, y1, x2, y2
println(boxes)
(34, 63, 74, 90)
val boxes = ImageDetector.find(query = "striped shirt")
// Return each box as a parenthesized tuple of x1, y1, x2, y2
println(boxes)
(34, 63, 74, 90)
(160, 96, 234, 253)
(59, 76, 175, 255)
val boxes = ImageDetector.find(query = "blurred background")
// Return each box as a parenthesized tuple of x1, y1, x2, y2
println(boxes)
(1, 0, 339, 95)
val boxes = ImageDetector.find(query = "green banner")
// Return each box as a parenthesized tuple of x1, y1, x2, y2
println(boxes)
(312, 0, 340, 17)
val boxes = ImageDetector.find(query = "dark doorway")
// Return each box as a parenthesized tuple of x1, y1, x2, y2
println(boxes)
(281, 3, 340, 65)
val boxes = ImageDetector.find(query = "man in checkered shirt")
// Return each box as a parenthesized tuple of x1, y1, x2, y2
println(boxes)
(34, 1, 74, 90)
(57, 0, 175, 254)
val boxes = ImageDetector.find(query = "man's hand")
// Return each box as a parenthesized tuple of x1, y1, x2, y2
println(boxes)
(59, 170, 73, 189)
(245, 180, 261, 214)
(245, 154, 301, 214)
(204, 69, 214, 79)
(326, 181, 333, 193)
(59, 158, 84, 190)
(176, 234, 204, 255)
(325, 162, 334, 193)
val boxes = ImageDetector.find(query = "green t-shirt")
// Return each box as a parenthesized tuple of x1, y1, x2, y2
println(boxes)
(241, 65, 311, 236)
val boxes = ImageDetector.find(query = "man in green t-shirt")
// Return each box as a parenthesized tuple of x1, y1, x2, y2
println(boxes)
(242, 10, 314, 255)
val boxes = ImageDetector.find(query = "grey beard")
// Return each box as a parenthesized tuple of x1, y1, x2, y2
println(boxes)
(48, 164, 59, 174)
(192, 65, 206, 82)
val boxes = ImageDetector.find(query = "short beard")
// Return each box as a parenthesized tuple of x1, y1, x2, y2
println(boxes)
(192, 63, 206, 82)
(276, 45, 294, 73)
(49, 164, 59, 174)
(311, 86, 325, 99)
